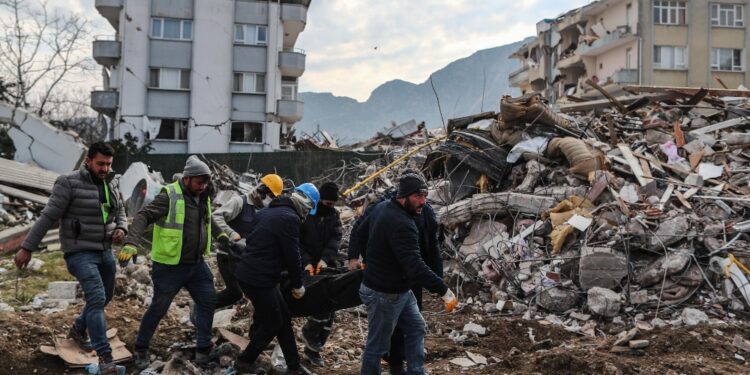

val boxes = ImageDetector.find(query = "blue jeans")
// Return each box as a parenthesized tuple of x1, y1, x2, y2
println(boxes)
(135, 260, 216, 349)
(359, 284, 427, 375)
(65, 250, 116, 357)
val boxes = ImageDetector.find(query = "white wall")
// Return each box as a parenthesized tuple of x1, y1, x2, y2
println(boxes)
(118, 0, 151, 142)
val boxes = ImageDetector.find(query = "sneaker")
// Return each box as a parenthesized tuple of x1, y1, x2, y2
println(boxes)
(303, 348, 324, 367)
(68, 324, 93, 352)
(285, 364, 313, 375)
(133, 347, 150, 370)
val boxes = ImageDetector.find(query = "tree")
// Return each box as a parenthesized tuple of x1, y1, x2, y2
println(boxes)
(0, 0, 95, 119)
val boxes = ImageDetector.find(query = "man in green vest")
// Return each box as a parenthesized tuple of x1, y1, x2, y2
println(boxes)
(118, 155, 223, 370)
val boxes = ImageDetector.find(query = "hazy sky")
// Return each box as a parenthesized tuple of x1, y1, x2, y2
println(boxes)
(46, 0, 590, 102)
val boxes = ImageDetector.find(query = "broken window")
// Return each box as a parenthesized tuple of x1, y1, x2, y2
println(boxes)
(711, 4, 744, 27)
(653, 1, 686, 25)
(653, 46, 687, 70)
(711, 48, 744, 71)
(151, 18, 193, 40)
(155, 119, 188, 140)
(234, 24, 268, 45)
(233, 72, 265, 93)
(230, 122, 263, 143)
(149, 68, 190, 90)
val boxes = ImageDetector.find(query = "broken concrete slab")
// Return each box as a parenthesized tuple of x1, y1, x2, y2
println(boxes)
(648, 216, 690, 250)
(637, 249, 693, 286)
(629, 340, 650, 349)
(47, 281, 79, 300)
(578, 247, 628, 291)
(438, 192, 557, 227)
(537, 286, 578, 313)
(587, 287, 621, 317)
(463, 322, 488, 336)
(681, 308, 709, 326)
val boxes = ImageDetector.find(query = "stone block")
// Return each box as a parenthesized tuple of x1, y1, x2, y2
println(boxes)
(537, 286, 578, 313)
(47, 281, 79, 300)
(587, 287, 621, 317)
(579, 247, 628, 291)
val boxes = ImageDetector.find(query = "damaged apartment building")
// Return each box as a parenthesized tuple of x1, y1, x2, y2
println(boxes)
(509, 0, 750, 103)
(90, 0, 310, 153)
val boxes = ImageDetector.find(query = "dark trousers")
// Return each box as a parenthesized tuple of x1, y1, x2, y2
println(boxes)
(135, 260, 216, 349)
(301, 311, 335, 352)
(388, 287, 424, 370)
(216, 253, 243, 309)
(238, 281, 301, 370)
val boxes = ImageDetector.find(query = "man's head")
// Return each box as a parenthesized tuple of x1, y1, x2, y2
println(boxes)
(317, 182, 339, 216)
(257, 174, 283, 206)
(396, 172, 428, 216)
(85, 142, 115, 180)
(181, 155, 211, 196)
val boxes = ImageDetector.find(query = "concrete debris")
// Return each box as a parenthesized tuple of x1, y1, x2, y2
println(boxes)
(463, 322, 488, 336)
(681, 308, 710, 326)
(578, 247, 628, 291)
(628, 340, 650, 349)
(537, 287, 578, 313)
(46, 281, 78, 301)
(587, 287, 621, 317)
(449, 357, 477, 368)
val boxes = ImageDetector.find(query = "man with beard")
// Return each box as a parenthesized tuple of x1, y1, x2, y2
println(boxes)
(356, 173, 457, 375)
(15, 142, 127, 374)
(211, 174, 284, 310)
(298, 182, 343, 366)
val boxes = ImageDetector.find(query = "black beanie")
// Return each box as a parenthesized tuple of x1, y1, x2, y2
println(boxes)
(397, 173, 428, 198)
(319, 182, 339, 201)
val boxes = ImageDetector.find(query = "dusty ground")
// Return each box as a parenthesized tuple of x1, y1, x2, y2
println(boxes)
(1, 293, 750, 375)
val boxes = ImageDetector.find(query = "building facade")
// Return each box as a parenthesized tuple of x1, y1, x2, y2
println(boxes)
(91, 0, 309, 154)
(510, 0, 750, 103)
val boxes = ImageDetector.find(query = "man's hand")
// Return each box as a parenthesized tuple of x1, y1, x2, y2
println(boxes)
(348, 259, 361, 271)
(14, 249, 32, 269)
(304, 264, 315, 276)
(442, 288, 458, 313)
(117, 244, 138, 264)
(229, 232, 241, 241)
(112, 229, 125, 243)
(291, 286, 306, 299)
(316, 259, 327, 274)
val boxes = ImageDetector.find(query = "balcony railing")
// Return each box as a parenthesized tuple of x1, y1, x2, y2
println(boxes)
(612, 69, 638, 84)
(579, 27, 636, 57)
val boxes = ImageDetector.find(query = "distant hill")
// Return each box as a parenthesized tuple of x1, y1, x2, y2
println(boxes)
(296, 38, 530, 144)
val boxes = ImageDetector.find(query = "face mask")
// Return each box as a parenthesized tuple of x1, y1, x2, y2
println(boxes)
(262, 196, 273, 207)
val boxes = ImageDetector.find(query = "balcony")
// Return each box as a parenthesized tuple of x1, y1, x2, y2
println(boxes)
(612, 69, 638, 84)
(277, 99, 304, 123)
(579, 28, 636, 57)
(556, 51, 583, 70)
(279, 49, 306, 77)
(92, 37, 121, 66)
(95, 0, 123, 29)
(508, 65, 529, 87)
(90, 89, 118, 116)
(281, 3, 308, 48)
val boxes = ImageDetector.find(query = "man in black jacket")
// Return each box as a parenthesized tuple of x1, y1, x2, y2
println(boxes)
(349, 182, 442, 374)
(231, 183, 318, 375)
(299, 182, 342, 366)
(356, 173, 457, 375)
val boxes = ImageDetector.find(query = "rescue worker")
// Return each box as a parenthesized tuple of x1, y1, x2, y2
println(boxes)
(212, 174, 284, 309)
(355, 173, 457, 375)
(15, 142, 126, 375)
(117, 155, 222, 369)
(348, 171, 443, 374)
(299, 182, 343, 366)
(231, 183, 319, 375)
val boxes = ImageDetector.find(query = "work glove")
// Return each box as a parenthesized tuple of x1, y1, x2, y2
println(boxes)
(216, 232, 229, 245)
(442, 288, 458, 313)
(291, 286, 306, 299)
(117, 244, 138, 265)
(304, 264, 315, 276)
(316, 260, 328, 274)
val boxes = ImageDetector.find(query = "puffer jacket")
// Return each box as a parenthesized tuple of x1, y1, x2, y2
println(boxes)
(22, 164, 127, 253)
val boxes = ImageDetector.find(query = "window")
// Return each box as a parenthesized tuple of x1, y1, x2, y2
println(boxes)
(233, 72, 265, 93)
(149, 68, 190, 89)
(281, 81, 298, 100)
(653, 46, 688, 69)
(712, 48, 744, 71)
(155, 119, 188, 140)
(234, 24, 268, 45)
(231, 122, 263, 143)
(653, 1, 687, 25)
(626, 48, 632, 70)
(151, 18, 193, 40)
(712, 4, 744, 27)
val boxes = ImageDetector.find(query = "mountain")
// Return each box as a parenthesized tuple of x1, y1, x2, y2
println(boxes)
(296, 38, 530, 144)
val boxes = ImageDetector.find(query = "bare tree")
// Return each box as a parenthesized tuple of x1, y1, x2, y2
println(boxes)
(0, 0, 95, 119)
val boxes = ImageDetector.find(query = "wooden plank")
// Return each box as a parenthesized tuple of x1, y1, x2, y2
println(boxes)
(658, 184, 675, 211)
(618, 144, 650, 186)
(586, 78, 627, 113)
(557, 93, 678, 113)
(623, 85, 750, 98)
(0, 183, 49, 205)
(674, 190, 692, 209)
(688, 117, 747, 135)
(683, 187, 699, 199)
(639, 158, 653, 180)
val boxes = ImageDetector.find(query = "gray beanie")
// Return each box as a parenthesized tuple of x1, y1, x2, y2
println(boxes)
(183, 155, 211, 177)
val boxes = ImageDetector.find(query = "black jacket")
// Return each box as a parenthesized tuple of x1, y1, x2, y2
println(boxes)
(357, 198, 447, 295)
(235, 197, 304, 289)
(300, 209, 342, 267)
(349, 191, 442, 277)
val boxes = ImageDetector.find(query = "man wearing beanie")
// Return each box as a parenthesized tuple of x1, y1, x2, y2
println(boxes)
(119, 155, 222, 370)
(356, 172, 457, 375)
(298, 182, 343, 366)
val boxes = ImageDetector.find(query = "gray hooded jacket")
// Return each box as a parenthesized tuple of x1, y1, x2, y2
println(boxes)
(22, 164, 127, 253)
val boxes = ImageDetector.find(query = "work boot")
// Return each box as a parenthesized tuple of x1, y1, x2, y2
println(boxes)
(303, 348, 324, 367)
(232, 359, 267, 375)
(285, 364, 313, 375)
(98, 353, 118, 375)
(195, 343, 214, 366)
(68, 324, 93, 352)
(133, 347, 150, 370)
(299, 329, 322, 353)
